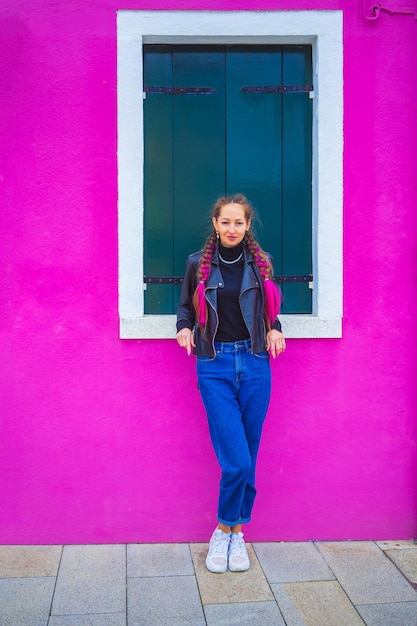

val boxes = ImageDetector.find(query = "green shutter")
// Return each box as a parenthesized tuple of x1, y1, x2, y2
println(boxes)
(172, 47, 226, 307)
(226, 46, 284, 283)
(281, 46, 313, 313)
(143, 45, 312, 314)
(143, 46, 174, 314)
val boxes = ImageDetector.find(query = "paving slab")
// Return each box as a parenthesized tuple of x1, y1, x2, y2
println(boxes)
(204, 601, 286, 626)
(356, 602, 417, 625)
(127, 543, 194, 577)
(128, 574, 205, 626)
(376, 540, 417, 551)
(0, 545, 62, 578)
(48, 615, 126, 626)
(0, 577, 56, 626)
(51, 545, 126, 616)
(272, 580, 365, 626)
(253, 542, 335, 583)
(190, 543, 274, 605)
(385, 548, 417, 585)
(316, 541, 417, 605)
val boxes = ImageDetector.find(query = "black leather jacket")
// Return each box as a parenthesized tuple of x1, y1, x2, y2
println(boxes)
(177, 245, 282, 357)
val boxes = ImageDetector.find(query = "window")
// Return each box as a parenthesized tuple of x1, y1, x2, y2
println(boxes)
(143, 44, 313, 316)
(117, 10, 343, 338)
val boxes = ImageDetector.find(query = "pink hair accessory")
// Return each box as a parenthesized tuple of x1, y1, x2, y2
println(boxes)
(196, 281, 207, 326)
(263, 278, 281, 324)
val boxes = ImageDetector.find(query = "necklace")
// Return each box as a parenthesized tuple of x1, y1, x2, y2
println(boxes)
(218, 251, 243, 265)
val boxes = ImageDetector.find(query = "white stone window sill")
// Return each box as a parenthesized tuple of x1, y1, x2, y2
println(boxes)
(117, 11, 343, 341)
(120, 315, 342, 340)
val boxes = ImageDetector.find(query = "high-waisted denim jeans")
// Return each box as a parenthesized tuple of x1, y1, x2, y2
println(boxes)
(197, 339, 272, 527)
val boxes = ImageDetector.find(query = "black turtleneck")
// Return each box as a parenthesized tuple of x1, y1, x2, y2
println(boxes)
(215, 241, 250, 342)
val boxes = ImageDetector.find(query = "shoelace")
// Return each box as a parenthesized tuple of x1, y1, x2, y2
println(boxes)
(212, 535, 229, 555)
(230, 536, 245, 554)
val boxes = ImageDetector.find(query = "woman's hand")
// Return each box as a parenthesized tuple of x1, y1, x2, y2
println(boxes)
(266, 330, 286, 359)
(176, 328, 196, 356)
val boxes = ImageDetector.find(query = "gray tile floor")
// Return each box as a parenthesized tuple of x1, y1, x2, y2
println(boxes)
(0, 540, 416, 625)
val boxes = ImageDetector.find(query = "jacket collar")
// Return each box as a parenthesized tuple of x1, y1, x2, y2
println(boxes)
(206, 244, 260, 291)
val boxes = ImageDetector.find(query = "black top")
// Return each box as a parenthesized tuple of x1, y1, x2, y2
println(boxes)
(215, 242, 249, 342)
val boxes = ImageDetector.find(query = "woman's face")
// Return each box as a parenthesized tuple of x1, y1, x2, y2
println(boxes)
(212, 203, 251, 248)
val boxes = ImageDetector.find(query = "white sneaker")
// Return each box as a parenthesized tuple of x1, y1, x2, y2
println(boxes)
(228, 531, 250, 572)
(205, 529, 231, 573)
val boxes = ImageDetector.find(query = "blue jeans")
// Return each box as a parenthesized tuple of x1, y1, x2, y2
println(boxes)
(197, 339, 272, 527)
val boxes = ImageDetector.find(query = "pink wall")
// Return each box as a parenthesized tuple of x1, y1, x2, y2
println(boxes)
(1, 0, 416, 544)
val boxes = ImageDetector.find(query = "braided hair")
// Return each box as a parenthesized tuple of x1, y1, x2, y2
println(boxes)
(193, 194, 281, 327)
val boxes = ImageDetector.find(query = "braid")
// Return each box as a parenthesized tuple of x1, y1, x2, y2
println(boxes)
(245, 231, 281, 327)
(244, 231, 273, 280)
(193, 230, 217, 326)
(196, 231, 217, 283)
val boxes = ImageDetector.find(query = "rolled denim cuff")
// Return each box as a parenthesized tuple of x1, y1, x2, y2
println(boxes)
(217, 515, 251, 527)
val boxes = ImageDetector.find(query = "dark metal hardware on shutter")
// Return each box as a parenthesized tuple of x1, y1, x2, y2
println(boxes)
(145, 277, 185, 285)
(241, 84, 313, 94)
(144, 275, 313, 285)
(144, 86, 216, 95)
(276, 275, 313, 283)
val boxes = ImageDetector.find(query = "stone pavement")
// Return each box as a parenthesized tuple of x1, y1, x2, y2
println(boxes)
(0, 540, 416, 625)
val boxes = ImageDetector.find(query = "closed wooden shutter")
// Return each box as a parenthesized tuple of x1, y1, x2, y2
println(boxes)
(143, 45, 312, 314)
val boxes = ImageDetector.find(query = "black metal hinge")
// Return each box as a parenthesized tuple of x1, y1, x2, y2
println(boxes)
(144, 275, 313, 285)
(241, 84, 313, 94)
(144, 85, 313, 95)
(275, 274, 313, 283)
(144, 86, 216, 95)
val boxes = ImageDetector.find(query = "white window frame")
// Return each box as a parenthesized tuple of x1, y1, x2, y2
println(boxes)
(117, 10, 343, 339)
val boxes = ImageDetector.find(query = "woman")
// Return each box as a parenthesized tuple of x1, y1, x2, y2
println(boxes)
(176, 194, 286, 573)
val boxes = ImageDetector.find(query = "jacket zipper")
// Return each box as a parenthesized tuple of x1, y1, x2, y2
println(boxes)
(206, 289, 219, 357)
(239, 279, 259, 354)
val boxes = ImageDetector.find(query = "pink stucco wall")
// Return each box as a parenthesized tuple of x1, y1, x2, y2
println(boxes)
(1, 0, 416, 544)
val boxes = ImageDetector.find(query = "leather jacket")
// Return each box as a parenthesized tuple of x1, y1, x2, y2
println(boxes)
(177, 245, 282, 357)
